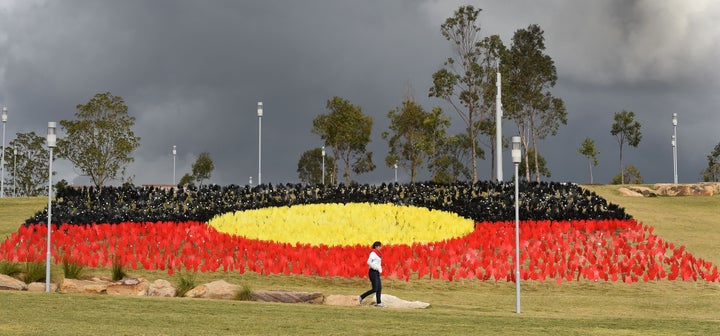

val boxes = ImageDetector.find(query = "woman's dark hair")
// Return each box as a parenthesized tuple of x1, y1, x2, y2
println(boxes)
(372, 241, 382, 248)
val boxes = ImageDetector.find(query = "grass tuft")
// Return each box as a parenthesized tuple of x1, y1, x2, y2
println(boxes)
(176, 271, 197, 297)
(0, 261, 23, 277)
(234, 283, 253, 301)
(62, 260, 85, 279)
(111, 257, 127, 281)
(22, 261, 46, 284)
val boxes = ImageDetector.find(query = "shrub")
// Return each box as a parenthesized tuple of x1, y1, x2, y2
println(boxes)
(111, 257, 127, 281)
(62, 260, 85, 279)
(235, 284, 253, 301)
(23, 262, 46, 284)
(175, 271, 196, 297)
(0, 261, 22, 277)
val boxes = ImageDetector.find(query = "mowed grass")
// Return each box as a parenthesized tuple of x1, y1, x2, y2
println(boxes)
(1, 189, 719, 336)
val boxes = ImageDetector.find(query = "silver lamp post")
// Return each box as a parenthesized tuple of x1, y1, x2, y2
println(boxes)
(321, 146, 325, 185)
(1, 106, 7, 198)
(172, 145, 177, 185)
(511, 136, 522, 314)
(393, 161, 398, 183)
(13, 146, 17, 197)
(249, 176, 252, 186)
(496, 61, 503, 182)
(46, 122, 57, 293)
(257, 102, 263, 186)
(672, 113, 678, 184)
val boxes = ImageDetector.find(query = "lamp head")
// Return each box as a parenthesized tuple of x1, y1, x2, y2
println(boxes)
(1, 106, 6, 122)
(173, 145, 177, 156)
(47, 122, 57, 148)
(672, 113, 677, 126)
(321, 145, 325, 156)
(511, 136, 521, 164)
(257, 102, 263, 117)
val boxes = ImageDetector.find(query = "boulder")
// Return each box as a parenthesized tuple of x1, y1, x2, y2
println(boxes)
(59, 278, 109, 294)
(329, 294, 430, 308)
(185, 280, 239, 300)
(626, 186, 658, 197)
(0, 274, 27, 291)
(107, 278, 150, 296)
(618, 187, 643, 197)
(251, 290, 324, 304)
(148, 279, 177, 297)
(27, 282, 57, 292)
(655, 184, 714, 196)
(324, 294, 360, 306)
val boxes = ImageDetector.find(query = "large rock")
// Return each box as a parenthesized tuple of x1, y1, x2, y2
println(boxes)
(148, 279, 177, 297)
(0, 274, 27, 291)
(251, 290, 324, 304)
(27, 282, 57, 292)
(654, 184, 714, 196)
(107, 278, 150, 296)
(618, 187, 643, 197)
(326, 294, 430, 309)
(185, 280, 239, 300)
(59, 278, 109, 294)
(626, 186, 658, 197)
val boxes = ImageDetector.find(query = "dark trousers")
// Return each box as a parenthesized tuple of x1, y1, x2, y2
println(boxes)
(360, 269, 382, 304)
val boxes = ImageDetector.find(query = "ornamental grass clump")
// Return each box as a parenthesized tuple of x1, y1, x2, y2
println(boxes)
(23, 261, 45, 284)
(62, 260, 85, 279)
(234, 284, 253, 301)
(0, 261, 22, 277)
(176, 271, 196, 297)
(111, 256, 127, 281)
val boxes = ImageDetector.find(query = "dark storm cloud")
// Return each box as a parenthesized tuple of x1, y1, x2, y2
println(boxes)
(1, 1, 717, 186)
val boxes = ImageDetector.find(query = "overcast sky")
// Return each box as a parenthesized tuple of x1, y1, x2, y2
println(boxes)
(1, 0, 718, 187)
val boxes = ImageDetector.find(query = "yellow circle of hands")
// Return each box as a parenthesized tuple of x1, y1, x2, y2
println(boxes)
(208, 203, 475, 247)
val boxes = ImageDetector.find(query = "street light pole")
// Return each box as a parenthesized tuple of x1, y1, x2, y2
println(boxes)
(1, 106, 7, 198)
(13, 146, 17, 197)
(394, 162, 398, 183)
(46, 122, 57, 293)
(512, 136, 522, 314)
(172, 145, 177, 185)
(257, 102, 263, 186)
(672, 113, 678, 184)
(496, 61, 503, 182)
(321, 146, 325, 185)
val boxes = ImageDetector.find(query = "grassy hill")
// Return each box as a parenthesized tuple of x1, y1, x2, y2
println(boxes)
(0, 187, 719, 336)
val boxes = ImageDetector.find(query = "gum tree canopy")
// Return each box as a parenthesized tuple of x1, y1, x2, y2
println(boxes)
(58, 92, 141, 187)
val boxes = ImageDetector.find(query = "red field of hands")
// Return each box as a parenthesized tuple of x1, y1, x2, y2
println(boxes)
(2, 219, 717, 283)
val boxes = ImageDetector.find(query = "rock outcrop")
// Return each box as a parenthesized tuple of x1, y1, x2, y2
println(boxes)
(185, 280, 239, 300)
(58, 278, 109, 294)
(107, 278, 150, 296)
(251, 290, 323, 304)
(0, 274, 27, 291)
(148, 279, 176, 297)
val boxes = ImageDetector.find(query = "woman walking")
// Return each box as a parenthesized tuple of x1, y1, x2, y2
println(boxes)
(359, 241, 384, 307)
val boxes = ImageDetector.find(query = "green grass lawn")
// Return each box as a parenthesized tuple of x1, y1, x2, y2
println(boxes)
(1, 188, 719, 336)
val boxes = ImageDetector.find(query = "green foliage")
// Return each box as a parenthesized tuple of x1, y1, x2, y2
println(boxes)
(57, 92, 141, 187)
(0, 261, 22, 277)
(2, 131, 53, 196)
(311, 96, 375, 184)
(297, 148, 335, 185)
(611, 110, 642, 184)
(702, 142, 720, 182)
(111, 257, 127, 281)
(611, 165, 643, 184)
(382, 100, 442, 182)
(430, 5, 491, 182)
(578, 138, 600, 184)
(504, 24, 567, 182)
(234, 283, 253, 301)
(519, 148, 551, 181)
(23, 261, 46, 284)
(191, 152, 214, 186)
(429, 134, 474, 183)
(62, 260, 85, 279)
(176, 271, 197, 297)
(179, 173, 194, 185)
